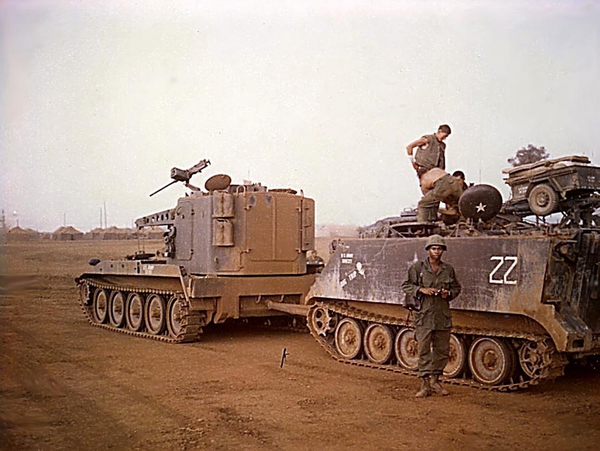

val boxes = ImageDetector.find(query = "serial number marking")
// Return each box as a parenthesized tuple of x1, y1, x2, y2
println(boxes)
(341, 253, 354, 264)
(489, 256, 518, 285)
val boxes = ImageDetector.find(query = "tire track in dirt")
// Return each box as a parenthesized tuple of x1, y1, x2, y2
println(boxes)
(0, 297, 192, 450)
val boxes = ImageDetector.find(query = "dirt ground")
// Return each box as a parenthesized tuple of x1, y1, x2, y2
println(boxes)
(1, 240, 600, 451)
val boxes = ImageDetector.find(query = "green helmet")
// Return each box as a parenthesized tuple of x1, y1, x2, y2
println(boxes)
(425, 234, 447, 250)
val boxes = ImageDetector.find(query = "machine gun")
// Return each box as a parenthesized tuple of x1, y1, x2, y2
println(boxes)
(149, 159, 211, 197)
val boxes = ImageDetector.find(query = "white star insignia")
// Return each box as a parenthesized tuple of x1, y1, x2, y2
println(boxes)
(476, 203, 486, 212)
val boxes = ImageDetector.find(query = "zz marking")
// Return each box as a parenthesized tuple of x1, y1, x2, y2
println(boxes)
(489, 256, 518, 285)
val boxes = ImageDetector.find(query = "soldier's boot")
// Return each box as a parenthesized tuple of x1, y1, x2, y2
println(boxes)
(415, 377, 431, 398)
(430, 375, 450, 396)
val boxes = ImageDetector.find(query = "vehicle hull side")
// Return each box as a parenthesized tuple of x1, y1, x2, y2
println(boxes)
(308, 235, 598, 353)
(79, 262, 317, 325)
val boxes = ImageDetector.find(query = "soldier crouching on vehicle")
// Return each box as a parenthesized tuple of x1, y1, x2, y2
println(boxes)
(417, 168, 465, 222)
(402, 235, 461, 398)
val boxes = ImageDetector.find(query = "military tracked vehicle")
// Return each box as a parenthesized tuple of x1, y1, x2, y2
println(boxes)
(76, 155, 600, 391)
(76, 159, 318, 343)
(306, 177, 600, 391)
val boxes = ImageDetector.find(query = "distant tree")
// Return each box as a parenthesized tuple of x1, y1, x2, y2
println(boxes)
(507, 144, 550, 167)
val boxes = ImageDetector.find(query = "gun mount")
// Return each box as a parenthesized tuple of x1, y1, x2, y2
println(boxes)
(149, 159, 211, 197)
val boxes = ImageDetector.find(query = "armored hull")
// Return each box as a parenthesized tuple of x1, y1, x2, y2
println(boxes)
(307, 224, 600, 390)
(76, 171, 318, 342)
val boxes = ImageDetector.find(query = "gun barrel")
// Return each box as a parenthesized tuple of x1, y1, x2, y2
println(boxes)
(149, 180, 178, 197)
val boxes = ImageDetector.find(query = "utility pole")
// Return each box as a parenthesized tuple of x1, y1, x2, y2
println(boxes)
(103, 201, 107, 228)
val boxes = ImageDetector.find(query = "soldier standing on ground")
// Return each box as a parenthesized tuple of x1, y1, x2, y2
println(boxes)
(406, 124, 452, 179)
(402, 235, 461, 398)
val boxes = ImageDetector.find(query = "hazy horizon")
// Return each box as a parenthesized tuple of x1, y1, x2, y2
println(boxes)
(2, 0, 599, 232)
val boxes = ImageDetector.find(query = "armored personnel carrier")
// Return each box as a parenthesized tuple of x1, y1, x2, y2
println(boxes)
(76, 160, 318, 343)
(306, 180, 600, 391)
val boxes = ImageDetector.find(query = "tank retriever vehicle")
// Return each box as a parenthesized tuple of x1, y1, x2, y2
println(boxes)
(76, 159, 319, 343)
(306, 177, 600, 391)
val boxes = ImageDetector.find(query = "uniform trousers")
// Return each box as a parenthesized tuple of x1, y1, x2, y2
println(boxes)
(417, 174, 463, 222)
(415, 327, 451, 378)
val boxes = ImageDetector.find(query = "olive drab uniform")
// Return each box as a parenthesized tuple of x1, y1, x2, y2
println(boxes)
(414, 134, 446, 178)
(417, 173, 465, 222)
(402, 258, 461, 378)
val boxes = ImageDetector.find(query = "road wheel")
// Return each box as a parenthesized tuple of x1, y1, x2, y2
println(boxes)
(166, 296, 185, 338)
(394, 327, 419, 371)
(518, 340, 553, 378)
(308, 306, 337, 336)
(92, 289, 109, 324)
(109, 291, 126, 328)
(334, 318, 363, 359)
(363, 324, 393, 364)
(468, 337, 515, 385)
(145, 294, 166, 335)
(126, 293, 145, 332)
(80, 281, 92, 305)
(528, 183, 558, 216)
(444, 334, 467, 378)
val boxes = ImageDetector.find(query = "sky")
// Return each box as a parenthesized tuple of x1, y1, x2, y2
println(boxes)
(1, 0, 599, 232)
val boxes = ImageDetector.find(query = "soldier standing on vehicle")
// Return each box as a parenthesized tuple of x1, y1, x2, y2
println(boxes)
(402, 235, 461, 398)
(406, 124, 451, 179)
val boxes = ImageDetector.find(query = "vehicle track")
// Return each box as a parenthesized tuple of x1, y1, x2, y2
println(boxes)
(307, 302, 566, 392)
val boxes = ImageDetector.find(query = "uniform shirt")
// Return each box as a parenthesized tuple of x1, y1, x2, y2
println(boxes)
(402, 257, 461, 330)
(415, 134, 446, 173)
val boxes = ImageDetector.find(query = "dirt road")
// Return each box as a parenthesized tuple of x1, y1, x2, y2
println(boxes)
(1, 241, 599, 450)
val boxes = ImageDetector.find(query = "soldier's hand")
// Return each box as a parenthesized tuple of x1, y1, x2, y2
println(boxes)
(440, 289, 450, 298)
(419, 288, 438, 296)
